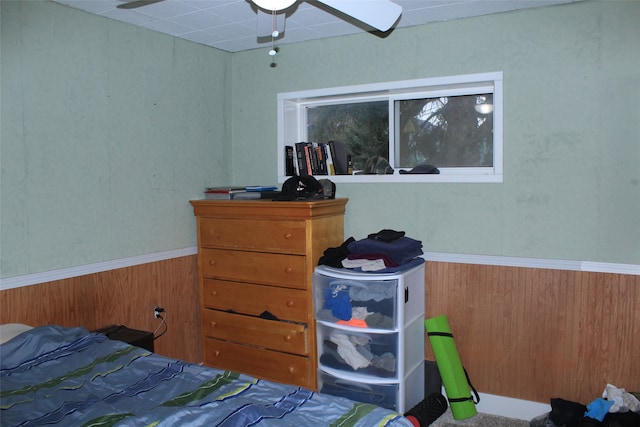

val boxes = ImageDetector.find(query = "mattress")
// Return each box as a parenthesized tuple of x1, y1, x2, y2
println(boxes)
(0, 324, 413, 427)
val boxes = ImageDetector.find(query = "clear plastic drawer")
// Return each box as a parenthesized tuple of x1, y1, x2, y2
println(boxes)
(318, 370, 399, 411)
(317, 323, 398, 378)
(313, 271, 397, 330)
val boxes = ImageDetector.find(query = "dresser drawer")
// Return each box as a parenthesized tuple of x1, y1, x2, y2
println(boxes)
(204, 338, 312, 388)
(202, 279, 308, 323)
(202, 309, 308, 355)
(201, 248, 306, 289)
(200, 218, 306, 254)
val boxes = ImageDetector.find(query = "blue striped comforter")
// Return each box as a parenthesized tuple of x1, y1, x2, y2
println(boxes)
(0, 325, 412, 427)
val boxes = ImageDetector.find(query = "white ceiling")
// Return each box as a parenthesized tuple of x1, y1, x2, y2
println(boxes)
(51, 0, 577, 53)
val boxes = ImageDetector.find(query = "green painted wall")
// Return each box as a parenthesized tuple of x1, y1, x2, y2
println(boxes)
(230, 1, 640, 264)
(1, 0, 638, 280)
(1, 1, 231, 277)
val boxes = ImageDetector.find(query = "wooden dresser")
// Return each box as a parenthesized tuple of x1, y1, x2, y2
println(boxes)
(190, 198, 347, 390)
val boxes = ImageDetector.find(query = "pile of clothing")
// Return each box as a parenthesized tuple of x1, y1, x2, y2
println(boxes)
(318, 229, 424, 273)
(530, 386, 640, 427)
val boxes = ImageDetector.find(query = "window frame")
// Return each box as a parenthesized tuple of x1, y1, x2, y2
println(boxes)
(277, 71, 503, 183)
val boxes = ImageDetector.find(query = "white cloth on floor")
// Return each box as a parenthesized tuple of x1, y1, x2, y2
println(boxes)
(602, 383, 640, 413)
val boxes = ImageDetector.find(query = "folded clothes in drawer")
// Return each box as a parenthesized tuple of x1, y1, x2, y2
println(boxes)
(317, 324, 398, 377)
(314, 275, 397, 329)
(319, 371, 398, 411)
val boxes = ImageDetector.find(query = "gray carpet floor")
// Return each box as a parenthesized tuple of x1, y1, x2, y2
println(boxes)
(429, 409, 530, 426)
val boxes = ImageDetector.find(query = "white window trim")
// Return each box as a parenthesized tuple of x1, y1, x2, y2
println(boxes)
(277, 71, 503, 184)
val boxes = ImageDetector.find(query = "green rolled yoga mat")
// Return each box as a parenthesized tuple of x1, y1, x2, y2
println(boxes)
(425, 315, 478, 420)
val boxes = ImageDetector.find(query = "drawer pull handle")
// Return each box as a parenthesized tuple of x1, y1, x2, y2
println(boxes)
(210, 290, 217, 296)
(284, 232, 292, 239)
(285, 267, 292, 273)
(286, 300, 294, 307)
(213, 350, 220, 357)
(209, 321, 216, 328)
(209, 259, 216, 266)
(288, 367, 295, 374)
(284, 335, 291, 342)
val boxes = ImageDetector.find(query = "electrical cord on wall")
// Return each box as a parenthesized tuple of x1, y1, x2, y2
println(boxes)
(153, 311, 168, 340)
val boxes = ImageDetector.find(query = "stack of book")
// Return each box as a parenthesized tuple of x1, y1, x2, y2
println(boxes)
(288, 140, 350, 176)
(204, 186, 279, 200)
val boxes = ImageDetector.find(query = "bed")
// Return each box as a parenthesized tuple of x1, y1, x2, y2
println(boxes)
(0, 324, 413, 427)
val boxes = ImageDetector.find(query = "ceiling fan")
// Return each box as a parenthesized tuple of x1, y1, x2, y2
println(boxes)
(253, 0, 401, 33)
(116, 0, 165, 9)
(117, 0, 402, 33)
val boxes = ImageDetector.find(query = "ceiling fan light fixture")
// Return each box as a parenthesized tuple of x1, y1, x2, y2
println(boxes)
(252, 0, 297, 12)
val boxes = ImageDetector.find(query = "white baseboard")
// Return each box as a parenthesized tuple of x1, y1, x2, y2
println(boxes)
(0, 247, 198, 291)
(423, 252, 639, 275)
(2, 248, 637, 292)
(474, 391, 550, 421)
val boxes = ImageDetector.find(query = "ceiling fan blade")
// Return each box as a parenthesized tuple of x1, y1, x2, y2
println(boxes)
(117, 0, 166, 9)
(256, 9, 286, 38)
(316, 0, 401, 32)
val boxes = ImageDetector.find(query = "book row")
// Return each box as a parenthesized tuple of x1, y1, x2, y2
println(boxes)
(204, 186, 279, 200)
(286, 141, 352, 176)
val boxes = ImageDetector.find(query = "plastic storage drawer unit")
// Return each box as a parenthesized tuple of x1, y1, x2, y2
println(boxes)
(313, 263, 426, 414)
(317, 323, 398, 378)
(318, 371, 399, 411)
(314, 274, 398, 330)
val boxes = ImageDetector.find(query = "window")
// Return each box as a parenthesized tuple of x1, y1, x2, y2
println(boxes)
(277, 72, 503, 183)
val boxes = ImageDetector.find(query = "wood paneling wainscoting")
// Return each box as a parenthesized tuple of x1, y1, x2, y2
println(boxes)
(2, 256, 638, 408)
(0, 255, 201, 363)
(425, 261, 640, 405)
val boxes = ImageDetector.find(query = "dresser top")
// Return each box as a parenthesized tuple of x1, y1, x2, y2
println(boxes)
(190, 198, 348, 220)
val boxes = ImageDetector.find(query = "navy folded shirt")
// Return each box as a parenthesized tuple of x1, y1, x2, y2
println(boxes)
(347, 236, 423, 266)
